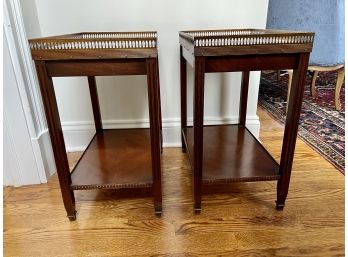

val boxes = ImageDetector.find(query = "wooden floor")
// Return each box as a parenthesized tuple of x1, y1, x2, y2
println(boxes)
(4, 108, 344, 257)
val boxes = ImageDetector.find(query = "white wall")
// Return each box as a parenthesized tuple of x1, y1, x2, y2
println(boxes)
(24, 0, 269, 151)
(19, 0, 42, 38)
(4, 0, 56, 186)
(4, 32, 41, 185)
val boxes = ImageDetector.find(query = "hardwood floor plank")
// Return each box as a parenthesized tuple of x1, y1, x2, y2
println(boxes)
(3, 186, 13, 201)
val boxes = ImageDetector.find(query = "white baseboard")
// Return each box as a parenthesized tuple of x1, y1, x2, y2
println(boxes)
(62, 116, 260, 152)
(35, 130, 56, 177)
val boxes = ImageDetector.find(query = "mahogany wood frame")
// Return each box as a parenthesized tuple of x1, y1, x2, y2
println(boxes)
(180, 29, 312, 212)
(33, 48, 162, 221)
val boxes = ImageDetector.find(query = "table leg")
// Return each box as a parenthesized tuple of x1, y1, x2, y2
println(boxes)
(35, 61, 76, 221)
(239, 71, 250, 126)
(146, 58, 162, 216)
(277, 53, 310, 210)
(310, 70, 319, 97)
(193, 56, 205, 213)
(156, 57, 163, 153)
(180, 46, 187, 152)
(88, 76, 103, 133)
(335, 67, 345, 111)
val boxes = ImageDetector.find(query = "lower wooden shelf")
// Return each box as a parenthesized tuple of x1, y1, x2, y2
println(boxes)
(183, 125, 280, 184)
(70, 129, 153, 190)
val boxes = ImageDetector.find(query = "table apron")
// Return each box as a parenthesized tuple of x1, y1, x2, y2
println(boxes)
(205, 54, 299, 72)
(45, 59, 148, 77)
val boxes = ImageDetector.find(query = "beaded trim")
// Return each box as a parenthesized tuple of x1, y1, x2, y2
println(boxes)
(80, 32, 157, 39)
(29, 40, 157, 50)
(181, 30, 314, 48)
(29, 32, 158, 50)
(186, 30, 260, 37)
(202, 175, 280, 184)
(192, 35, 314, 47)
(71, 182, 153, 190)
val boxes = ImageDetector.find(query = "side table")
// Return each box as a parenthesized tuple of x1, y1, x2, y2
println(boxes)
(179, 29, 314, 212)
(29, 31, 163, 220)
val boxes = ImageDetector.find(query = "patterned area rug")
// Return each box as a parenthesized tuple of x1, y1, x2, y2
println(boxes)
(259, 71, 345, 174)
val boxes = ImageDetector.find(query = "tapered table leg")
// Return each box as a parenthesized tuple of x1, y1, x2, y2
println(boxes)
(335, 67, 345, 111)
(239, 71, 250, 126)
(146, 58, 162, 215)
(180, 46, 187, 153)
(310, 70, 319, 97)
(277, 53, 310, 210)
(88, 76, 103, 133)
(193, 56, 205, 212)
(156, 57, 163, 153)
(35, 61, 76, 221)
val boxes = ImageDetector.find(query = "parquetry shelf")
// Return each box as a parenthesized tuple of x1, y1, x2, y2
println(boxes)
(179, 29, 314, 212)
(29, 31, 162, 220)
